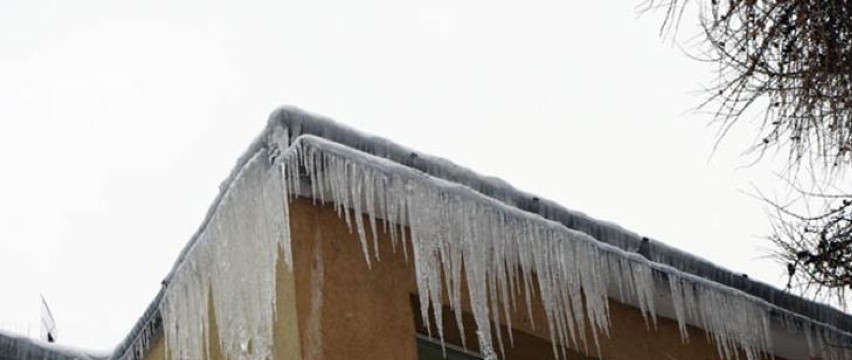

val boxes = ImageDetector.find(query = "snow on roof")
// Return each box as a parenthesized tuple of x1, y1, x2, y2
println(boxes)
(99, 106, 852, 360)
(0, 329, 109, 360)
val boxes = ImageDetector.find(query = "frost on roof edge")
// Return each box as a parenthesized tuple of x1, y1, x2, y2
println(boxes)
(268, 105, 852, 333)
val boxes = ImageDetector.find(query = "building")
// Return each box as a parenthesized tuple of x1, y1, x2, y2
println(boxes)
(4, 107, 852, 360)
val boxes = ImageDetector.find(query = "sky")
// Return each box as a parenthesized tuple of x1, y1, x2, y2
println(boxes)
(0, 0, 803, 352)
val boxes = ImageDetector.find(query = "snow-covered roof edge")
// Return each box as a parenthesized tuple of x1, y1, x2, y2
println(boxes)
(268, 106, 852, 333)
(110, 105, 852, 360)
(0, 330, 109, 360)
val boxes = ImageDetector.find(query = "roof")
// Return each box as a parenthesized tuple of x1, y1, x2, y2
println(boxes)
(12, 106, 852, 360)
(267, 105, 852, 333)
(0, 330, 108, 360)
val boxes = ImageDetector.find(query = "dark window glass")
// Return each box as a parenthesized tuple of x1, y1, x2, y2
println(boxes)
(416, 336, 482, 360)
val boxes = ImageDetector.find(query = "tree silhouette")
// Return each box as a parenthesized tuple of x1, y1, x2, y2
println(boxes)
(653, 0, 852, 304)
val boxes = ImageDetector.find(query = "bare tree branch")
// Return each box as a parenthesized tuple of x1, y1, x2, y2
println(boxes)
(648, 0, 852, 306)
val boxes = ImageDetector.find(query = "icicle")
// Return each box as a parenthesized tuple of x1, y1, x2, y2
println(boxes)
(493, 214, 515, 348)
(444, 194, 468, 349)
(364, 170, 381, 260)
(516, 222, 537, 332)
(668, 275, 689, 342)
(628, 260, 657, 330)
(396, 177, 410, 263)
(278, 163, 294, 271)
(349, 165, 372, 267)
(408, 183, 436, 341)
(385, 175, 404, 259)
(462, 202, 497, 360)
(313, 148, 327, 205)
(286, 146, 301, 199)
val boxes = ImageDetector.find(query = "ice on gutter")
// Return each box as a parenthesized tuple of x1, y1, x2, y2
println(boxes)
(111, 106, 852, 360)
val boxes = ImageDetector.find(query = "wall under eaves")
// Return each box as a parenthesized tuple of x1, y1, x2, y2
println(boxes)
(286, 198, 786, 360)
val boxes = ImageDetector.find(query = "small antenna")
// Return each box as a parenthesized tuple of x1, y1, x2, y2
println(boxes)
(39, 294, 57, 343)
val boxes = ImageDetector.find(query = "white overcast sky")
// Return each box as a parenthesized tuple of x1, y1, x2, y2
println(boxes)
(0, 0, 803, 352)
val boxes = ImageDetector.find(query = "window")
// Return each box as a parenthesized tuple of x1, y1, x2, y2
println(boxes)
(416, 335, 482, 360)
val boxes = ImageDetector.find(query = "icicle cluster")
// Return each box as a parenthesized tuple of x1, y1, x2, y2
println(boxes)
(278, 134, 852, 360)
(153, 124, 852, 360)
(160, 150, 290, 360)
(776, 311, 852, 360)
(111, 309, 159, 360)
